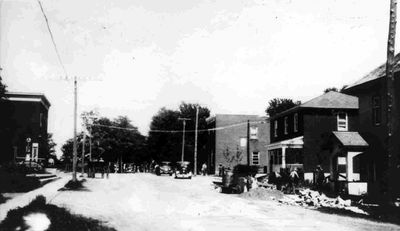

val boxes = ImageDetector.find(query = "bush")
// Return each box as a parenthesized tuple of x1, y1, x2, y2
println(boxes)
(0, 195, 116, 231)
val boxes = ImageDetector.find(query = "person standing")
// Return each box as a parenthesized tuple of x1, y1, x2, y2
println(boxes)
(289, 168, 299, 194)
(315, 165, 325, 191)
(201, 163, 207, 176)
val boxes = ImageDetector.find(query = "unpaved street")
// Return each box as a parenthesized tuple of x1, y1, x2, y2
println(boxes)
(41, 174, 398, 231)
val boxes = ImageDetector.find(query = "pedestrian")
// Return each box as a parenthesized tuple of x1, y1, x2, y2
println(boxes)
(201, 163, 207, 176)
(218, 163, 223, 176)
(289, 168, 299, 194)
(315, 165, 325, 192)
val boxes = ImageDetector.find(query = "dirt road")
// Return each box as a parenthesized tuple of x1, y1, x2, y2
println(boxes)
(48, 174, 398, 231)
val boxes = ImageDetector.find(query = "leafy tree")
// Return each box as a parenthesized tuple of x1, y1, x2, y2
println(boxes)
(324, 85, 348, 93)
(266, 98, 301, 117)
(0, 71, 6, 99)
(323, 87, 338, 93)
(61, 114, 148, 170)
(44, 133, 57, 162)
(147, 102, 210, 169)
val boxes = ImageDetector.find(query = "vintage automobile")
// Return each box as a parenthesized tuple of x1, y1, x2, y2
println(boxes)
(157, 161, 173, 176)
(174, 161, 192, 179)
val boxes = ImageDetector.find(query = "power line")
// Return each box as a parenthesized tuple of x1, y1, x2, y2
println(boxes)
(37, 0, 68, 78)
(89, 120, 267, 133)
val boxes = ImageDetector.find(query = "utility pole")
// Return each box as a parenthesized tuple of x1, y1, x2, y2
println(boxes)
(178, 118, 191, 163)
(247, 120, 250, 166)
(194, 106, 199, 176)
(386, 0, 398, 199)
(81, 131, 86, 175)
(72, 76, 78, 182)
(89, 126, 92, 162)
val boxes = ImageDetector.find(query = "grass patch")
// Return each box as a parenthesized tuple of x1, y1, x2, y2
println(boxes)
(58, 179, 88, 191)
(0, 195, 116, 231)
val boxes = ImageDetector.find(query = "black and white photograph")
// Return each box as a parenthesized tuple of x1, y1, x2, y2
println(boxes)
(0, 0, 400, 230)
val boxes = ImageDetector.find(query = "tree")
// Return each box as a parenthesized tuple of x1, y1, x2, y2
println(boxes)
(45, 133, 57, 161)
(266, 98, 301, 117)
(61, 113, 148, 171)
(222, 145, 243, 168)
(0, 71, 6, 99)
(323, 87, 338, 93)
(0, 75, 7, 99)
(323, 85, 348, 94)
(147, 102, 211, 169)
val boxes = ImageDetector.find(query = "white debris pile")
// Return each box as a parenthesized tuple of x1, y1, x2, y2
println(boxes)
(278, 189, 369, 215)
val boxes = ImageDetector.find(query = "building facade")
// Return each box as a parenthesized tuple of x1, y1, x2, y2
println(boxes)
(0, 92, 51, 164)
(343, 55, 400, 196)
(206, 114, 270, 174)
(267, 91, 368, 190)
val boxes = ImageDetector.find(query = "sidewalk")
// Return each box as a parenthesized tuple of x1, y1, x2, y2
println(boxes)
(0, 172, 71, 222)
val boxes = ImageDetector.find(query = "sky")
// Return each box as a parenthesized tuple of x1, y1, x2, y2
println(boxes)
(0, 0, 397, 155)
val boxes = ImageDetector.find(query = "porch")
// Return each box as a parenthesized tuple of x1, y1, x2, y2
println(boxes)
(267, 136, 304, 173)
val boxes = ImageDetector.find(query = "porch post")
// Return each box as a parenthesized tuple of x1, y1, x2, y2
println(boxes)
(282, 147, 286, 169)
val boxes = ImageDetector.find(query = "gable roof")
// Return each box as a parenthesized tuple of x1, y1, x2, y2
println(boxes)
(332, 131, 368, 147)
(346, 53, 400, 89)
(272, 91, 358, 119)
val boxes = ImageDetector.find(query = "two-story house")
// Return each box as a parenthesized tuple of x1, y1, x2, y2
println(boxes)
(343, 54, 400, 196)
(267, 91, 368, 193)
(0, 92, 51, 164)
(206, 114, 270, 174)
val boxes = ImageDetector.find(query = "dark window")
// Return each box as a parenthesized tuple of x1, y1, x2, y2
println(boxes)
(372, 96, 381, 126)
(40, 113, 43, 127)
(284, 117, 288, 135)
(293, 113, 298, 132)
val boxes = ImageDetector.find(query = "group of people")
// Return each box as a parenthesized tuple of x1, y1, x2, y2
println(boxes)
(267, 165, 326, 194)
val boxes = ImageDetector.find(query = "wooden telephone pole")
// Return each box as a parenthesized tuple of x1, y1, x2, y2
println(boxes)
(72, 76, 78, 182)
(178, 118, 191, 163)
(386, 0, 398, 199)
(194, 106, 199, 176)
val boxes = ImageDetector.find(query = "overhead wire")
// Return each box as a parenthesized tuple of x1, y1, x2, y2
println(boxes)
(37, 0, 68, 78)
(89, 120, 267, 133)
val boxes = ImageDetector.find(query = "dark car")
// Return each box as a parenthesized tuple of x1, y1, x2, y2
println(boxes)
(157, 161, 173, 176)
(174, 161, 192, 179)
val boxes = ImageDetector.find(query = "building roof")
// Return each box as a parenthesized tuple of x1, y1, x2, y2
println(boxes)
(332, 131, 368, 147)
(4, 92, 51, 109)
(346, 53, 400, 89)
(272, 91, 358, 119)
(301, 91, 358, 109)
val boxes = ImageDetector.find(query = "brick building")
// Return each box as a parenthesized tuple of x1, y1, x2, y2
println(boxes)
(267, 91, 368, 191)
(343, 54, 400, 196)
(0, 92, 51, 164)
(206, 114, 270, 174)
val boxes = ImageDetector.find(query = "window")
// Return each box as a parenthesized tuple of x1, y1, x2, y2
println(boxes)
(337, 112, 348, 131)
(372, 96, 381, 126)
(284, 117, 289, 134)
(40, 113, 43, 127)
(274, 120, 278, 137)
(293, 113, 298, 132)
(240, 137, 247, 147)
(252, 152, 260, 165)
(250, 126, 258, 139)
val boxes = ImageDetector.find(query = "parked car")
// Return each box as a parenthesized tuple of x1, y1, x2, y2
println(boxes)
(159, 161, 173, 176)
(174, 161, 192, 179)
